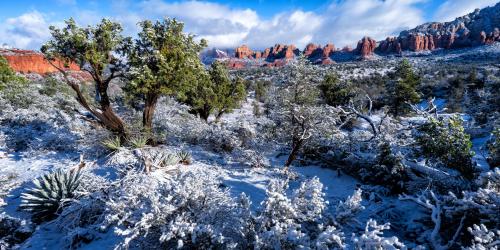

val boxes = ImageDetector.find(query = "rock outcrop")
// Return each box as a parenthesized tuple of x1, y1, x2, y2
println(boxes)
(380, 2, 500, 53)
(355, 37, 377, 58)
(0, 49, 80, 75)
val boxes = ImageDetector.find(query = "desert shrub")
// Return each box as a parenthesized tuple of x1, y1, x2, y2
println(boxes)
(416, 116, 476, 179)
(358, 141, 408, 193)
(254, 80, 270, 102)
(20, 169, 82, 222)
(38, 77, 72, 97)
(487, 128, 500, 168)
(0, 55, 27, 90)
(351, 219, 406, 249)
(319, 74, 355, 107)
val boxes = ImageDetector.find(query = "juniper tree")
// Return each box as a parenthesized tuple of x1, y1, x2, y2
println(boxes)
(183, 61, 246, 122)
(386, 59, 420, 116)
(318, 73, 355, 107)
(41, 18, 130, 140)
(126, 18, 207, 131)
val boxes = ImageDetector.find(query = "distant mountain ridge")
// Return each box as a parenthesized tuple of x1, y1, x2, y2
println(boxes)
(209, 2, 500, 68)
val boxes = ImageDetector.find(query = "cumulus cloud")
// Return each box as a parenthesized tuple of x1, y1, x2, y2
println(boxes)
(0, 11, 50, 50)
(316, 0, 425, 47)
(433, 0, 498, 22)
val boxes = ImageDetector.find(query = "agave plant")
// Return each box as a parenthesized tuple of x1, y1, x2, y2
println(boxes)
(129, 134, 149, 149)
(102, 136, 122, 151)
(20, 169, 82, 222)
(177, 150, 192, 165)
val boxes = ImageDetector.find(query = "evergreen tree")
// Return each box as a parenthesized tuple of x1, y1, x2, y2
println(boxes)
(183, 61, 246, 122)
(386, 59, 420, 116)
(318, 73, 355, 107)
(126, 18, 207, 131)
(41, 18, 130, 140)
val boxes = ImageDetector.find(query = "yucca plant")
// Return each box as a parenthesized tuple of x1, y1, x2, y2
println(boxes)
(102, 136, 122, 151)
(129, 134, 149, 149)
(20, 169, 82, 222)
(147, 150, 179, 169)
(177, 150, 192, 165)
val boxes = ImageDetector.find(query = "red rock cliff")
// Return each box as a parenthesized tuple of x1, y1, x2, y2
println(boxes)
(0, 49, 80, 75)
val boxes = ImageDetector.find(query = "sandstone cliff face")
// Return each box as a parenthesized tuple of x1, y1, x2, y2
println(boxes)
(355, 37, 377, 58)
(380, 2, 500, 53)
(0, 49, 80, 75)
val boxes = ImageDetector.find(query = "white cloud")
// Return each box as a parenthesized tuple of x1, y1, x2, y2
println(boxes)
(316, 0, 425, 47)
(0, 11, 50, 50)
(433, 0, 498, 22)
(2, 0, 496, 51)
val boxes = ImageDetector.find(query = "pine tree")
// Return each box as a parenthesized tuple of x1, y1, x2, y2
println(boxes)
(386, 59, 420, 116)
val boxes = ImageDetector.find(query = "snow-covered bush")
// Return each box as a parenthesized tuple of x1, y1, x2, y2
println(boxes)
(415, 115, 476, 179)
(351, 219, 406, 250)
(335, 188, 365, 223)
(102, 170, 254, 249)
(465, 224, 500, 250)
(358, 141, 408, 193)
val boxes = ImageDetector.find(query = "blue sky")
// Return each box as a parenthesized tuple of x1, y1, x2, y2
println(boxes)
(0, 0, 498, 50)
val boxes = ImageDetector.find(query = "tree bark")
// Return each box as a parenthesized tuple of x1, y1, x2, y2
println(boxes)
(284, 138, 304, 168)
(143, 93, 159, 131)
(47, 60, 128, 141)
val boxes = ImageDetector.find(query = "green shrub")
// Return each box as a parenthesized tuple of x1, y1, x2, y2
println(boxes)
(38, 77, 72, 97)
(0, 55, 31, 108)
(416, 116, 476, 179)
(20, 169, 82, 222)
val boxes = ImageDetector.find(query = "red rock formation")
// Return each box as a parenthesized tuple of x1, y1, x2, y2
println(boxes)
(303, 43, 320, 57)
(267, 44, 298, 60)
(262, 48, 271, 59)
(355, 37, 377, 58)
(322, 43, 335, 58)
(319, 58, 334, 65)
(226, 60, 246, 69)
(0, 49, 80, 75)
(235, 45, 253, 59)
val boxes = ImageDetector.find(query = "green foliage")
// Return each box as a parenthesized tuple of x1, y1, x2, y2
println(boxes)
(102, 137, 122, 151)
(183, 61, 246, 121)
(386, 59, 420, 116)
(20, 169, 82, 222)
(38, 77, 73, 97)
(41, 18, 129, 74)
(0, 55, 31, 108)
(254, 80, 270, 102)
(177, 150, 192, 165)
(0, 55, 27, 90)
(319, 74, 355, 106)
(416, 116, 476, 179)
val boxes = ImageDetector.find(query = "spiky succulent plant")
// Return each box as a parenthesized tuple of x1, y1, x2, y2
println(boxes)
(20, 169, 82, 222)
(177, 150, 192, 165)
